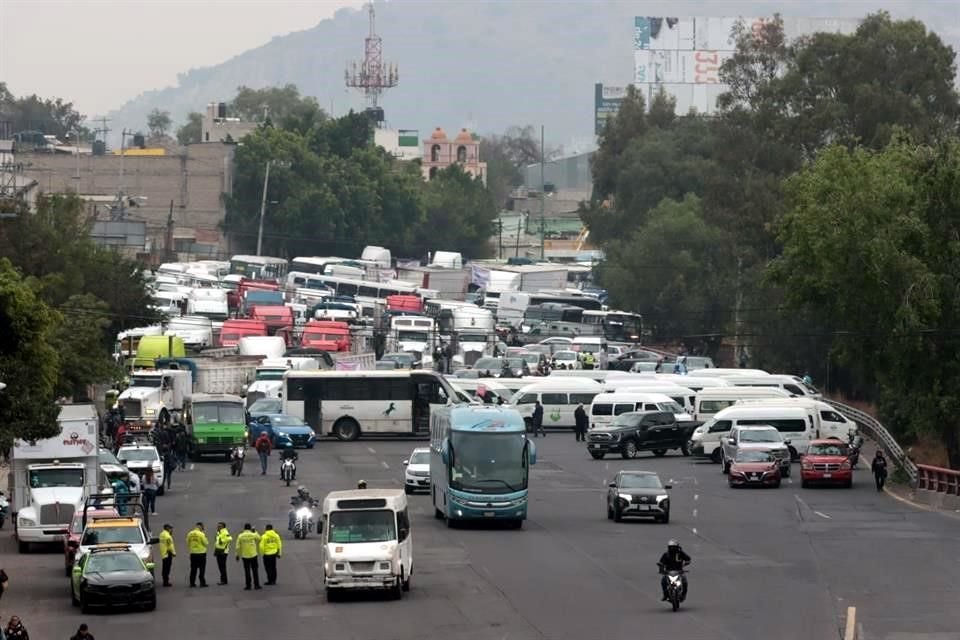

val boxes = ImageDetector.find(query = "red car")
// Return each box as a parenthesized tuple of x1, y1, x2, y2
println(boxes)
(801, 439, 854, 488)
(63, 507, 117, 576)
(728, 450, 782, 488)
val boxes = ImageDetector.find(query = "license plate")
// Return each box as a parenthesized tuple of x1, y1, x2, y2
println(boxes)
(823, 473, 832, 478)
(589, 444, 599, 449)
(635, 505, 649, 511)
(483, 511, 495, 517)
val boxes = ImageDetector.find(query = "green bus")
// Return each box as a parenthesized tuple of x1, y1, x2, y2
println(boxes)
(186, 393, 247, 460)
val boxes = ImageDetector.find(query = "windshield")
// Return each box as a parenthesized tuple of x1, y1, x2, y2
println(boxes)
(458, 334, 487, 343)
(659, 401, 684, 413)
(473, 358, 502, 370)
(269, 415, 306, 427)
(520, 353, 540, 365)
(99, 450, 120, 466)
(29, 468, 84, 488)
(383, 353, 415, 364)
(82, 526, 144, 546)
(740, 430, 782, 443)
(618, 474, 662, 490)
(328, 509, 396, 543)
(118, 449, 159, 463)
(86, 553, 144, 573)
(398, 331, 428, 342)
(506, 358, 525, 369)
(807, 443, 850, 456)
(193, 311, 228, 322)
(555, 351, 576, 360)
(193, 402, 245, 424)
(255, 369, 285, 381)
(130, 376, 162, 388)
(249, 399, 282, 414)
(736, 450, 775, 463)
(409, 451, 430, 465)
(449, 431, 528, 494)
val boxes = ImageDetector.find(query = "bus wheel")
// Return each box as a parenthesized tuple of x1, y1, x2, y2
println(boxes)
(333, 419, 361, 442)
(510, 519, 523, 530)
(434, 507, 444, 520)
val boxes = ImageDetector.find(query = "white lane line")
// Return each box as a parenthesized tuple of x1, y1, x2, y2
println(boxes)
(381, 461, 390, 469)
(693, 494, 699, 501)
(189, 464, 195, 471)
(814, 511, 832, 519)
(692, 508, 698, 518)
(367, 447, 376, 454)
(691, 527, 698, 536)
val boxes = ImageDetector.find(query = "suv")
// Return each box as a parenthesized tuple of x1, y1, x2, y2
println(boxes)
(586, 411, 691, 459)
(606, 470, 672, 523)
(721, 426, 791, 476)
(117, 442, 165, 494)
(77, 514, 158, 569)
(800, 439, 854, 488)
(64, 507, 117, 576)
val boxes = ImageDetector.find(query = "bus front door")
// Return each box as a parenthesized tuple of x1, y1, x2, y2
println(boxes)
(305, 398, 323, 434)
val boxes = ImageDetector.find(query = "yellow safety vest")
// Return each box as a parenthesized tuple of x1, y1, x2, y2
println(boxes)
(215, 528, 233, 553)
(186, 528, 208, 554)
(235, 530, 260, 559)
(259, 530, 283, 556)
(159, 530, 176, 559)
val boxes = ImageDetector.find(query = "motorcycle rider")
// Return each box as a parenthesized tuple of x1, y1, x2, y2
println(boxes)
(357, 479, 367, 489)
(658, 539, 691, 602)
(279, 443, 298, 480)
(230, 444, 245, 475)
(288, 486, 314, 531)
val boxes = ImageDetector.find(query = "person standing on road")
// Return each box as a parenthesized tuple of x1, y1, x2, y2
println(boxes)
(162, 446, 176, 491)
(574, 403, 588, 442)
(258, 524, 282, 585)
(159, 524, 176, 587)
(4, 616, 27, 640)
(141, 469, 158, 529)
(69, 623, 94, 640)
(174, 425, 189, 471)
(186, 522, 209, 588)
(214, 522, 232, 586)
(255, 432, 272, 475)
(235, 523, 262, 590)
(532, 400, 545, 438)
(871, 450, 888, 492)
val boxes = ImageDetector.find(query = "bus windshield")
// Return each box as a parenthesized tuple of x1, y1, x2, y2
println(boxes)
(449, 432, 528, 494)
(397, 331, 428, 342)
(193, 402, 245, 424)
(328, 509, 396, 543)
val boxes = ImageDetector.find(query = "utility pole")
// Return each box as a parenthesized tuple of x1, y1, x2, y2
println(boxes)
(539, 125, 546, 260)
(165, 199, 175, 261)
(514, 214, 522, 257)
(256, 160, 272, 256)
(497, 218, 503, 259)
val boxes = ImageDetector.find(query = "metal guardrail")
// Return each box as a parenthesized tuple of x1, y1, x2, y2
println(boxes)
(825, 399, 918, 482)
(916, 464, 960, 495)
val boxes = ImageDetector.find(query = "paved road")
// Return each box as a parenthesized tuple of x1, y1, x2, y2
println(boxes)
(3, 435, 959, 640)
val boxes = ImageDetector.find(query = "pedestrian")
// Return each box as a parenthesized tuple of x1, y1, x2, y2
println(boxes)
(235, 523, 261, 590)
(186, 522, 209, 588)
(214, 522, 232, 585)
(4, 616, 27, 640)
(69, 623, 94, 640)
(162, 447, 175, 491)
(0, 568, 8, 601)
(142, 468, 158, 522)
(174, 426, 189, 471)
(159, 524, 175, 587)
(258, 524, 282, 585)
(255, 431, 272, 475)
(573, 403, 588, 442)
(871, 450, 888, 492)
(532, 400, 545, 438)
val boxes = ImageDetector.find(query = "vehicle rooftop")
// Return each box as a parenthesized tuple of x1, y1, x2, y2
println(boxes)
(88, 517, 143, 527)
(325, 488, 405, 501)
(190, 393, 244, 402)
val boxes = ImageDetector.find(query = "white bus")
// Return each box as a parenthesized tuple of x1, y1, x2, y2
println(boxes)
(282, 370, 461, 441)
(229, 255, 288, 282)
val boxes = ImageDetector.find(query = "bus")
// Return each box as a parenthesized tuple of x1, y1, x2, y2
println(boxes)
(307, 274, 420, 300)
(282, 370, 461, 441)
(582, 310, 643, 343)
(497, 292, 603, 328)
(430, 404, 536, 528)
(229, 255, 288, 282)
(290, 256, 345, 276)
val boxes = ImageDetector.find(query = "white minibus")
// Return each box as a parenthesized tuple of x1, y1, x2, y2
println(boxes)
(589, 391, 692, 429)
(693, 387, 791, 423)
(689, 405, 814, 462)
(511, 380, 602, 430)
(734, 397, 856, 440)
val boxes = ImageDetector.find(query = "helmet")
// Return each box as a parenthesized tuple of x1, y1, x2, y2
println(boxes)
(357, 480, 367, 489)
(284, 442, 293, 448)
(668, 539, 679, 548)
(297, 485, 306, 494)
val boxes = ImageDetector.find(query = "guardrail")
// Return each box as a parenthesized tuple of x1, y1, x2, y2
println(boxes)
(916, 464, 960, 495)
(825, 399, 918, 483)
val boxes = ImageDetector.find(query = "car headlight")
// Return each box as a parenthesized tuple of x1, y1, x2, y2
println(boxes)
(277, 432, 287, 438)
(140, 580, 153, 589)
(296, 507, 311, 517)
(378, 561, 391, 571)
(617, 493, 632, 501)
(801, 462, 813, 470)
(18, 517, 36, 527)
(656, 495, 669, 502)
(309, 430, 316, 437)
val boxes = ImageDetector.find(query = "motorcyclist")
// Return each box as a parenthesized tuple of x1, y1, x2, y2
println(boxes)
(658, 539, 691, 602)
(279, 443, 298, 480)
(357, 479, 367, 489)
(230, 444, 245, 475)
(288, 485, 314, 531)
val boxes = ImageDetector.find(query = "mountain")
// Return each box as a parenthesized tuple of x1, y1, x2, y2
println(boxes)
(104, 0, 959, 146)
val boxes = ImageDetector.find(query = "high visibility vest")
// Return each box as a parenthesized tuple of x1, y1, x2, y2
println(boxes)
(259, 530, 282, 556)
(235, 530, 260, 559)
(215, 528, 233, 553)
(186, 528, 208, 554)
(159, 530, 176, 559)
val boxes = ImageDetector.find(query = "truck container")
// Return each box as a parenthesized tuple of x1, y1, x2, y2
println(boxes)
(301, 320, 352, 352)
(385, 294, 423, 314)
(249, 305, 294, 335)
(155, 355, 260, 396)
(133, 335, 186, 369)
(164, 315, 214, 349)
(219, 319, 268, 347)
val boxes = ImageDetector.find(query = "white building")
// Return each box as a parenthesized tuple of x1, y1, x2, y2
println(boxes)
(201, 102, 257, 143)
(374, 128, 422, 161)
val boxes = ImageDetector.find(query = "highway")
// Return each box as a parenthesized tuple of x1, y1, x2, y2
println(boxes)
(4, 434, 959, 640)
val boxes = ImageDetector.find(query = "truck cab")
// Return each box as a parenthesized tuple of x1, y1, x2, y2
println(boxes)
(185, 393, 247, 459)
(301, 320, 351, 352)
(117, 369, 192, 429)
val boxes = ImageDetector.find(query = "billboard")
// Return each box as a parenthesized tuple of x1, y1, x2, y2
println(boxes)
(633, 16, 860, 115)
(595, 83, 629, 135)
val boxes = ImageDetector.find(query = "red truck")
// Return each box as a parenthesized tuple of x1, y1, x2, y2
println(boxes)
(386, 294, 423, 314)
(800, 439, 854, 488)
(300, 320, 351, 352)
(249, 305, 294, 337)
(219, 319, 269, 347)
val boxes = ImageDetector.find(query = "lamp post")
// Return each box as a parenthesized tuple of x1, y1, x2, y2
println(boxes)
(256, 159, 290, 256)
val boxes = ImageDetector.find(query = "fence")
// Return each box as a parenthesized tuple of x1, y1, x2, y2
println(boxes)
(823, 399, 918, 482)
(916, 464, 960, 495)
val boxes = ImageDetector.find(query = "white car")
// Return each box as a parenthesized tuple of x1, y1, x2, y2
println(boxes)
(402, 448, 431, 495)
(551, 350, 581, 369)
(117, 443, 165, 495)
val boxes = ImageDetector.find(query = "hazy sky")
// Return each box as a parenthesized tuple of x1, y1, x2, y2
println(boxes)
(0, 0, 363, 116)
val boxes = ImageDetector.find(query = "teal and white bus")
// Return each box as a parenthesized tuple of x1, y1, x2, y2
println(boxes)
(430, 405, 536, 529)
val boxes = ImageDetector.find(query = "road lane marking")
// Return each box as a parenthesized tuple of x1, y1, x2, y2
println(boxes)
(381, 461, 390, 469)
(844, 607, 857, 640)
(692, 508, 698, 518)
(367, 447, 376, 454)
(694, 493, 699, 501)
(189, 464, 195, 471)
(814, 511, 832, 519)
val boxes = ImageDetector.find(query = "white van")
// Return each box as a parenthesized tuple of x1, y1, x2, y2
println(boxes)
(633, 373, 732, 392)
(689, 405, 814, 462)
(450, 379, 513, 405)
(734, 397, 856, 440)
(589, 392, 693, 429)
(548, 369, 616, 382)
(727, 375, 821, 398)
(320, 488, 412, 600)
(694, 387, 791, 423)
(693, 368, 770, 378)
(602, 383, 697, 414)
(512, 380, 602, 430)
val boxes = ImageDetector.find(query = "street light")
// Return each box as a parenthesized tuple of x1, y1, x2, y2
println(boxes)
(256, 159, 290, 256)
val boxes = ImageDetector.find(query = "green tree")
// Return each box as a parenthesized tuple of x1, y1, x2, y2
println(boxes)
(591, 85, 648, 201)
(0, 82, 88, 138)
(415, 165, 497, 259)
(231, 84, 325, 134)
(176, 111, 203, 145)
(147, 108, 172, 137)
(50, 294, 119, 398)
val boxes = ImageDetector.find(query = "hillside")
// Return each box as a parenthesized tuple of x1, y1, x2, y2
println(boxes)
(104, 0, 959, 146)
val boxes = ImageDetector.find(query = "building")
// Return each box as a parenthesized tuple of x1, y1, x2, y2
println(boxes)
(202, 102, 257, 143)
(374, 128, 422, 161)
(421, 127, 487, 184)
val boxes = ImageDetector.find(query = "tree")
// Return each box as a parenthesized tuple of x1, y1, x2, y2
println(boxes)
(147, 108, 172, 137)
(480, 125, 552, 208)
(0, 82, 88, 138)
(415, 165, 497, 259)
(591, 85, 648, 201)
(176, 112, 203, 145)
(230, 84, 325, 134)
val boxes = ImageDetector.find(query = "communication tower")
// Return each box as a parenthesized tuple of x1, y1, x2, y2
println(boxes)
(344, 2, 398, 123)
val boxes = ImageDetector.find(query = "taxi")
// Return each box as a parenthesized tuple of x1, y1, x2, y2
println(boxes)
(71, 544, 156, 613)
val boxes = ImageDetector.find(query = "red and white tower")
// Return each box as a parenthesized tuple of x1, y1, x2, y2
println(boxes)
(345, 2, 399, 121)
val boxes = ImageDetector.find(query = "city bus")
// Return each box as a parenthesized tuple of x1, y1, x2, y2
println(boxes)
(430, 404, 536, 528)
(229, 255, 288, 282)
(282, 370, 461, 441)
(581, 310, 643, 343)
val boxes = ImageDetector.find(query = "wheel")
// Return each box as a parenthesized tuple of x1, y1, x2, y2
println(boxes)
(509, 519, 523, 529)
(801, 479, 809, 488)
(333, 418, 361, 442)
(446, 516, 457, 529)
(306, 444, 314, 449)
(621, 440, 638, 459)
(722, 455, 730, 474)
(661, 511, 670, 524)
(589, 452, 605, 460)
(710, 448, 722, 464)
(434, 507, 444, 520)
(844, 479, 853, 488)
(391, 577, 403, 600)
(144, 595, 157, 611)
(788, 446, 798, 462)
(653, 449, 667, 457)
(607, 503, 613, 520)
(285, 475, 291, 487)
(402, 571, 411, 592)
(18, 540, 29, 554)
(404, 486, 412, 495)
(65, 560, 73, 577)
(681, 443, 690, 456)
(326, 587, 340, 602)
(614, 508, 623, 523)
(81, 594, 91, 614)
(71, 584, 79, 607)
(672, 596, 680, 612)
(773, 480, 781, 488)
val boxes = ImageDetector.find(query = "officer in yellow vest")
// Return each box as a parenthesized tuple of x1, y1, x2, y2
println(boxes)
(234, 523, 261, 590)
(258, 524, 283, 585)
(214, 522, 233, 585)
(159, 523, 176, 587)
(186, 522, 209, 588)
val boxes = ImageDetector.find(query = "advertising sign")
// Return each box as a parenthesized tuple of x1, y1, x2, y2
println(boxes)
(594, 83, 629, 135)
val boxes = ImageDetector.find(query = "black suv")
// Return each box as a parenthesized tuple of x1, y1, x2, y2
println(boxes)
(587, 411, 692, 459)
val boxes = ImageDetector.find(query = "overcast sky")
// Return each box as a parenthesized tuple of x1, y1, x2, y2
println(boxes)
(0, 0, 363, 116)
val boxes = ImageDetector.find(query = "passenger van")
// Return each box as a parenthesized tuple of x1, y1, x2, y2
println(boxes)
(693, 368, 770, 378)
(726, 375, 821, 398)
(734, 397, 856, 440)
(449, 379, 513, 404)
(602, 383, 697, 414)
(589, 392, 693, 429)
(512, 380, 602, 430)
(694, 387, 791, 423)
(632, 373, 732, 392)
(320, 489, 412, 600)
(689, 405, 814, 462)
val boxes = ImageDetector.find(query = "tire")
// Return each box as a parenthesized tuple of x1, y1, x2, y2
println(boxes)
(285, 475, 291, 487)
(773, 480, 781, 489)
(614, 508, 623, 523)
(801, 479, 809, 488)
(144, 595, 157, 611)
(844, 479, 853, 488)
(653, 449, 668, 457)
(71, 584, 79, 607)
(81, 594, 91, 614)
(661, 511, 670, 524)
(306, 444, 314, 449)
(781, 464, 791, 478)
(434, 507, 444, 520)
(402, 571, 411, 592)
(391, 577, 403, 600)
(333, 418, 361, 442)
(681, 443, 690, 456)
(65, 561, 73, 577)
(672, 595, 680, 612)
(710, 448, 722, 464)
(589, 452, 605, 460)
(510, 519, 523, 530)
(404, 486, 412, 495)
(788, 446, 799, 462)
(446, 516, 457, 529)
(607, 503, 613, 520)
(18, 540, 29, 554)
(326, 587, 340, 602)
(722, 454, 730, 474)
(621, 440, 638, 459)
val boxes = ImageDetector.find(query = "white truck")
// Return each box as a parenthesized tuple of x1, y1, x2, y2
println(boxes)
(186, 288, 229, 324)
(117, 369, 193, 428)
(11, 404, 101, 553)
(164, 315, 214, 349)
(156, 355, 261, 396)
(452, 306, 494, 367)
(388, 316, 436, 368)
(245, 357, 320, 406)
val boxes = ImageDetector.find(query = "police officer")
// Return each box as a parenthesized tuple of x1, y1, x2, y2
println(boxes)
(214, 522, 232, 585)
(159, 523, 176, 587)
(235, 523, 261, 590)
(259, 524, 283, 585)
(186, 522, 209, 588)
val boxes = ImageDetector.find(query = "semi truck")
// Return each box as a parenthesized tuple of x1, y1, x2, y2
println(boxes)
(185, 393, 247, 460)
(117, 369, 193, 429)
(155, 355, 261, 396)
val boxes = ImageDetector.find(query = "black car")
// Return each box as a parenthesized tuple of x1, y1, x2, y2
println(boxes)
(607, 470, 672, 523)
(587, 411, 693, 459)
(71, 545, 156, 613)
(610, 349, 664, 371)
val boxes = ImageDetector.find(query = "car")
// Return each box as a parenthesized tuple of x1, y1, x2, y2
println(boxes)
(551, 350, 581, 369)
(402, 447, 431, 494)
(538, 336, 574, 347)
(71, 545, 157, 613)
(77, 515, 158, 568)
(720, 425, 791, 476)
(471, 357, 526, 377)
(800, 439, 854, 488)
(375, 360, 401, 370)
(586, 411, 692, 459)
(606, 470, 672, 523)
(379, 352, 418, 369)
(611, 349, 664, 371)
(629, 361, 660, 373)
(248, 413, 316, 448)
(728, 450, 782, 488)
(116, 442, 165, 495)
(64, 508, 118, 576)
(247, 398, 282, 420)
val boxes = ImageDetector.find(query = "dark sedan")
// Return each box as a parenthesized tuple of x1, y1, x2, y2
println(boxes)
(71, 545, 156, 613)
(606, 470, 672, 523)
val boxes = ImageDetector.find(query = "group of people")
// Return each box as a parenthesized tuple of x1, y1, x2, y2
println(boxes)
(249, 433, 299, 476)
(0, 618, 92, 639)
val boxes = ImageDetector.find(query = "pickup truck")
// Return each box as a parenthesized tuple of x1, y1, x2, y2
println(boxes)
(586, 411, 693, 459)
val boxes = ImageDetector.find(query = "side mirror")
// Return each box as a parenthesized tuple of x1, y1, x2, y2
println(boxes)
(784, 439, 792, 445)
(664, 484, 673, 490)
(608, 482, 617, 488)
(149, 537, 160, 545)
(317, 520, 324, 533)
(402, 460, 409, 466)
(72, 566, 82, 576)
(725, 437, 735, 445)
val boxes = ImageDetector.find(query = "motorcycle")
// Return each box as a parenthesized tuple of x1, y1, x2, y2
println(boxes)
(664, 570, 687, 612)
(280, 458, 296, 486)
(291, 497, 317, 539)
(0, 490, 9, 529)
(230, 446, 246, 476)
(848, 430, 864, 467)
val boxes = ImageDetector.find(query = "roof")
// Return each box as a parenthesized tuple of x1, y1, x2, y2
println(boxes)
(88, 517, 142, 528)
(190, 393, 244, 402)
(57, 403, 99, 421)
(87, 544, 135, 554)
(454, 127, 473, 143)
(809, 438, 849, 445)
(619, 470, 659, 476)
(325, 488, 405, 501)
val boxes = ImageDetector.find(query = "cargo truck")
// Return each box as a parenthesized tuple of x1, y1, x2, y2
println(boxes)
(117, 369, 192, 429)
(185, 393, 247, 460)
(155, 355, 260, 396)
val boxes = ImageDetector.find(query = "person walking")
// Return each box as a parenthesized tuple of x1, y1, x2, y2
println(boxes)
(532, 400, 545, 438)
(255, 432, 272, 475)
(174, 426, 189, 471)
(214, 522, 232, 586)
(4, 616, 27, 640)
(235, 523, 262, 591)
(573, 403, 588, 442)
(141, 468, 158, 526)
(69, 623, 94, 640)
(258, 524, 282, 585)
(162, 445, 176, 491)
(159, 524, 176, 587)
(186, 522, 209, 588)
(871, 450, 888, 492)
(0, 568, 8, 601)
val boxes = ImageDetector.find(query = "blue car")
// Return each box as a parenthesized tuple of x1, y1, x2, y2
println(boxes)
(247, 414, 317, 449)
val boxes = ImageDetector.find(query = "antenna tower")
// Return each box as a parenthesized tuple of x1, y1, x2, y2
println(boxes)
(344, 3, 399, 112)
